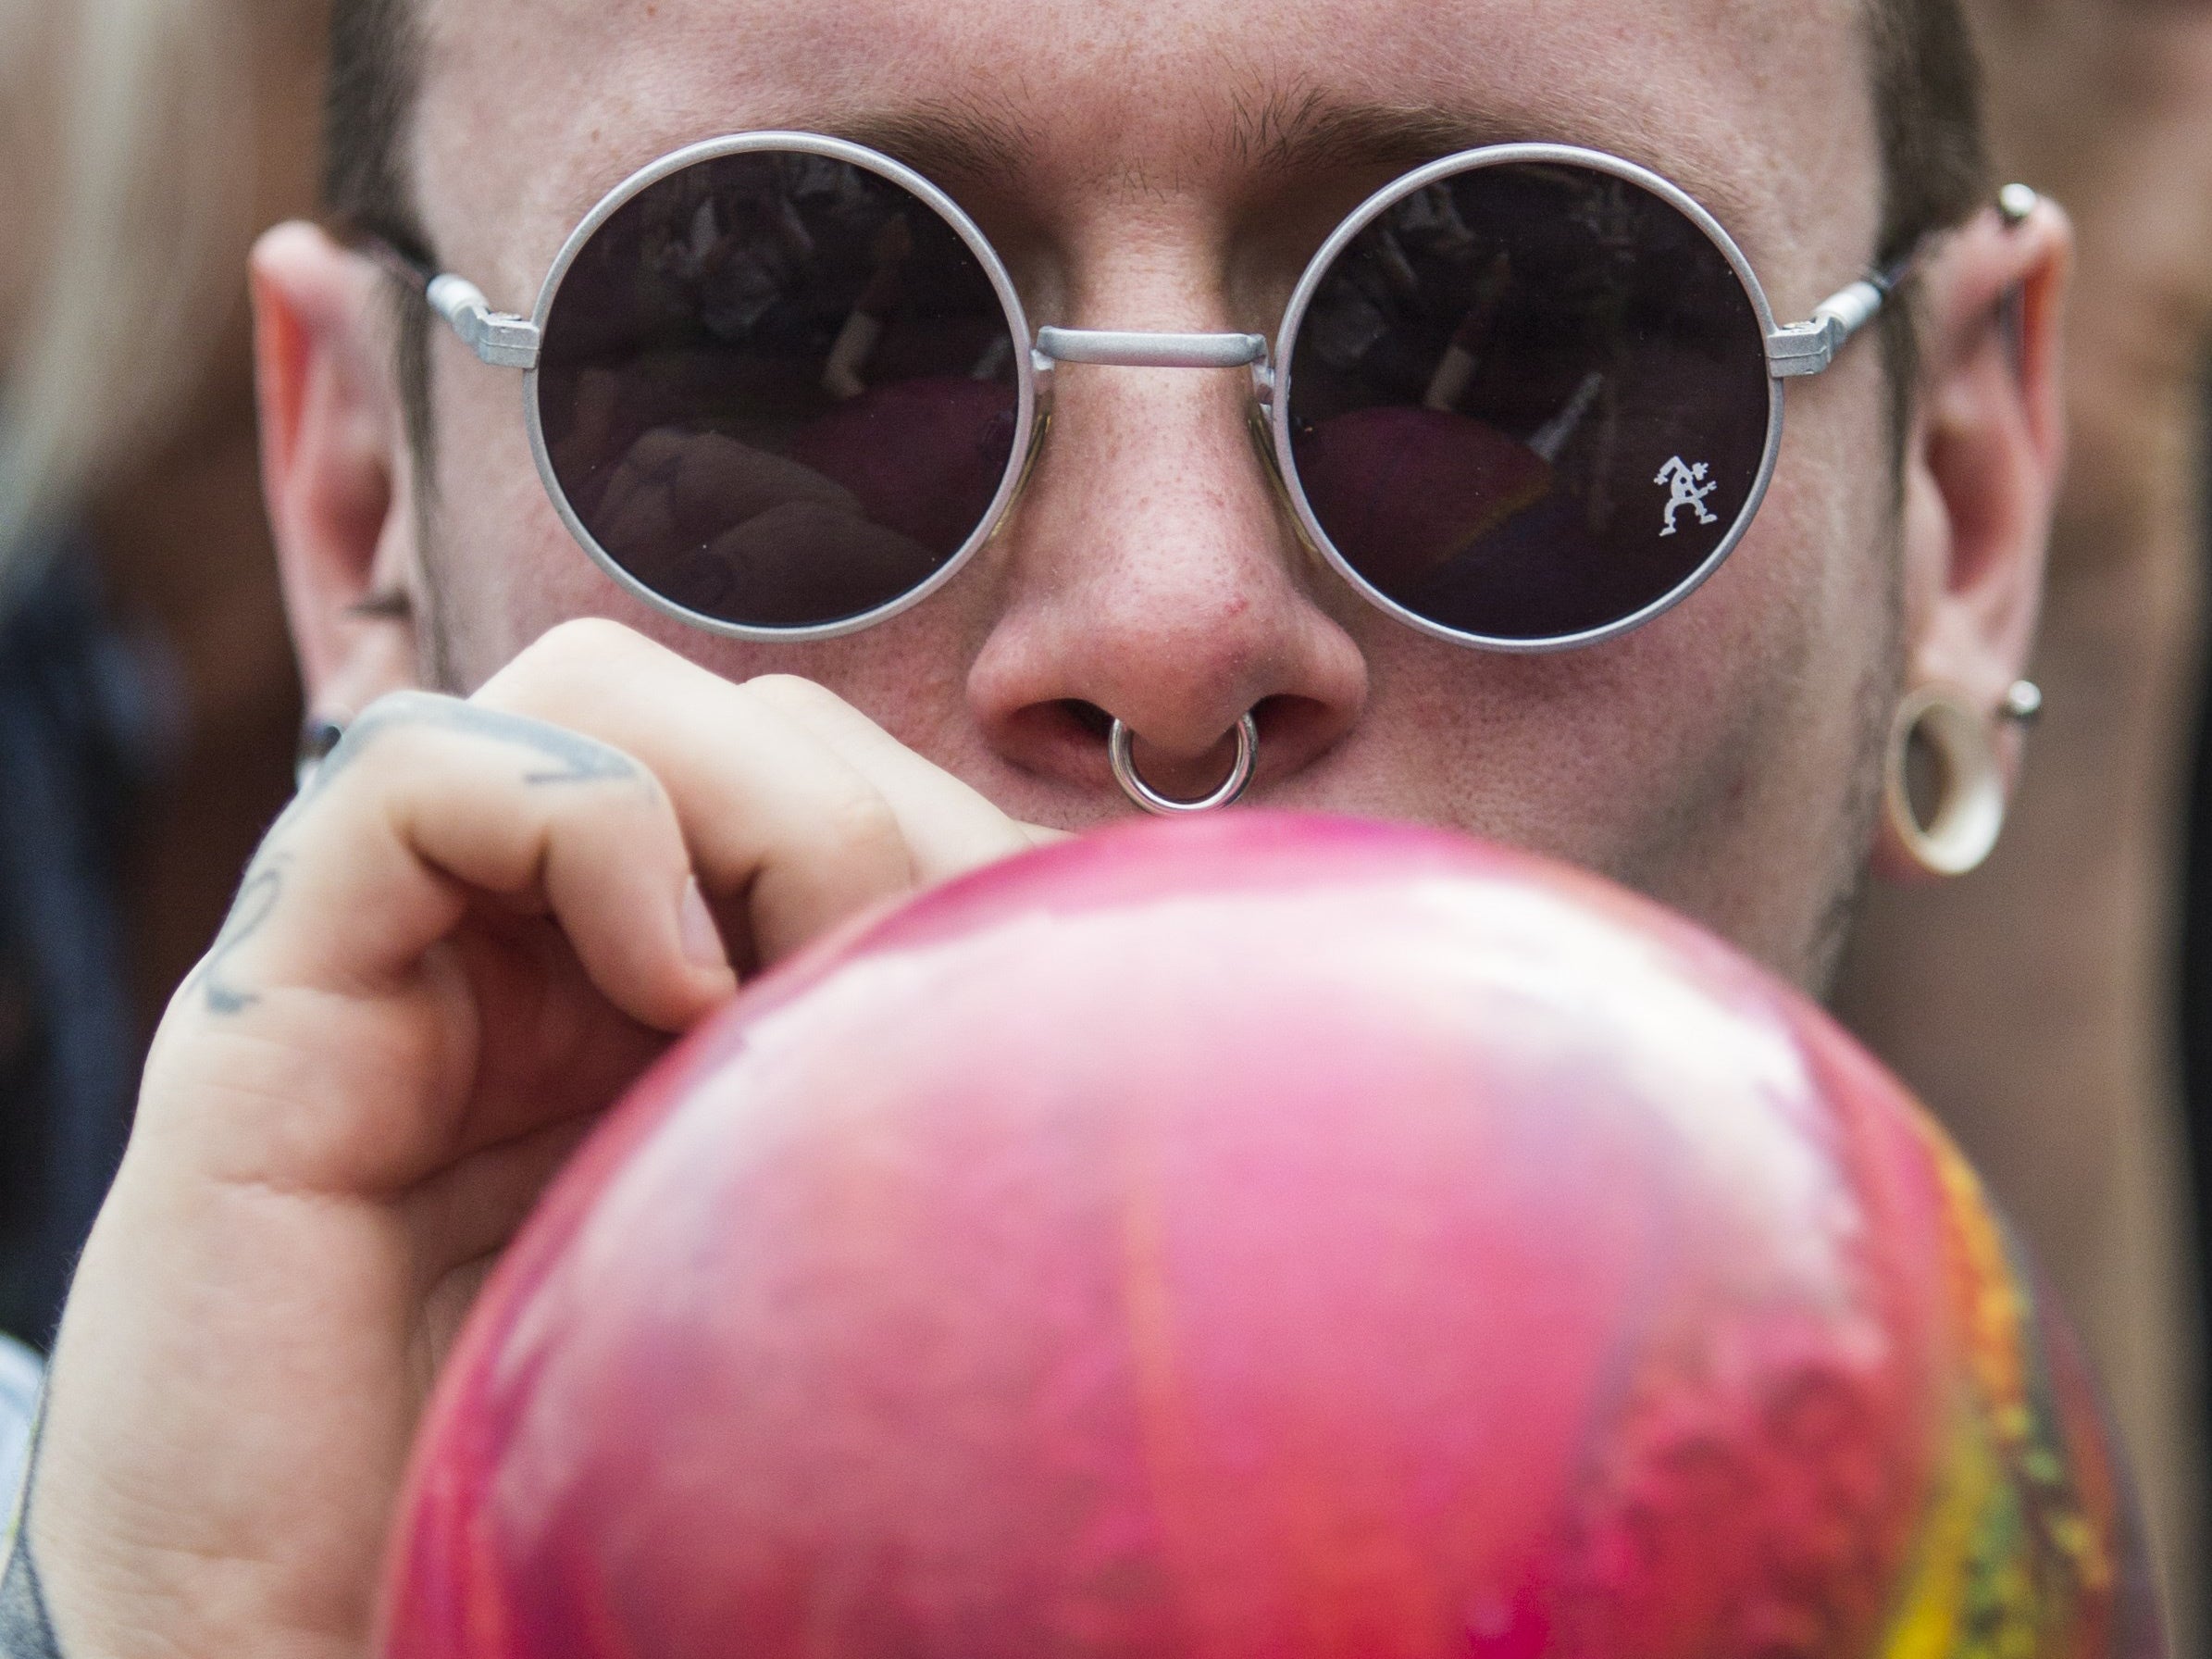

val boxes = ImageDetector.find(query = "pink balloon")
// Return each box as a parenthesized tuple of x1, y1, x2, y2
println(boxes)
(381, 815, 2161, 1659)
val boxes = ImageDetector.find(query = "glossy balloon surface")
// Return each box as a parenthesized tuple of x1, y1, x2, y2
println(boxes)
(381, 815, 2161, 1659)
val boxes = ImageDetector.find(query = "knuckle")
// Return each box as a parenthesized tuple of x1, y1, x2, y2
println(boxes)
(332, 690, 457, 771)
(493, 617, 655, 708)
(744, 672, 840, 712)
(538, 615, 652, 661)
(621, 756, 679, 819)
(355, 687, 451, 727)
(807, 780, 910, 882)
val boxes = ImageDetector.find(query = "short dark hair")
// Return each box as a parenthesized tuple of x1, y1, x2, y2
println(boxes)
(323, 0, 1990, 466)
(1865, 0, 1991, 440)
(323, 0, 432, 464)
(1867, 0, 1990, 264)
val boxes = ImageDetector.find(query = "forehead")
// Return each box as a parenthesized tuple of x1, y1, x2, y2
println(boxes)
(411, 0, 1875, 312)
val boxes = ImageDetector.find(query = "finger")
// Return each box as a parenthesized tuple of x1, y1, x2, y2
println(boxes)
(478, 620, 930, 965)
(739, 673, 1044, 879)
(196, 692, 735, 1043)
(431, 906, 679, 1154)
(405, 1107, 604, 1316)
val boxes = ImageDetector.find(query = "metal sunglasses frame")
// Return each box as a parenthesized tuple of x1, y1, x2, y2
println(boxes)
(410, 130, 1909, 652)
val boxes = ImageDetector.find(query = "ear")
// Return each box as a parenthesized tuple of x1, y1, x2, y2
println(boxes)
(1872, 193, 2072, 882)
(251, 221, 427, 726)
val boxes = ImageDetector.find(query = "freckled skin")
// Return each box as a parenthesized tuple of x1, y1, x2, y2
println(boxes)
(395, 0, 1898, 989)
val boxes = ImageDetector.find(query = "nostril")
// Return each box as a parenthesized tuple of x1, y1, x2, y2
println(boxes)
(1060, 699, 1112, 740)
(1246, 693, 1341, 781)
(988, 699, 1117, 786)
(1248, 692, 1306, 739)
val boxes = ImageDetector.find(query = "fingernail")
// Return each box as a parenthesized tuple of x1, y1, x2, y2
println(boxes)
(678, 877, 728, 973)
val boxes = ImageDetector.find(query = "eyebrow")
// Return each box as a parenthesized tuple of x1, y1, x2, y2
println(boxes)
(1226, 87, 1531, 177)
(827, 87, 1529, 192)
(828, 98, 1043, 193)
(822, 85, 1749, 231)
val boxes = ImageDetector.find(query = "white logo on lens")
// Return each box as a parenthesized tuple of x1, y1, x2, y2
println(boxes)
(1655, 457, 1721, 537)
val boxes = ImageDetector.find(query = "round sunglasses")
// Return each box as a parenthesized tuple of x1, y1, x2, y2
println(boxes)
(385, 131, 1912, 653)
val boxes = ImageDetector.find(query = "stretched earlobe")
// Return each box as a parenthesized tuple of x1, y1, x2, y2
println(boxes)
(1872, 684, 2015, 879)
(1883, 192, 2071, 881)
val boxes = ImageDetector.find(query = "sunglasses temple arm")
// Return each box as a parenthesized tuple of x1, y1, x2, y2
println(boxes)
(1766, 240, 1925, 380)
(1767, 280, 1887, 379)
(338, 226, 543, 373)
(424, 275, 542, 370)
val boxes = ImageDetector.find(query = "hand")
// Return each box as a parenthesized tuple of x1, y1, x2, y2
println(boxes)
(23, 619, 1050, 1659)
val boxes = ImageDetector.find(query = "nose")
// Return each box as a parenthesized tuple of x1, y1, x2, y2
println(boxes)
(966, 351, 1368, 808)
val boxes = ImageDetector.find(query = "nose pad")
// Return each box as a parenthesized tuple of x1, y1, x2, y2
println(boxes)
(1245, 399, 1285, 493)
(1015, 356, 1312, 563)
(1005, 371, 1057, 515)
(1240, 381, 1345, 595)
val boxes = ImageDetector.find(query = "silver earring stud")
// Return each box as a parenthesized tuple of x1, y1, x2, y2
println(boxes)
(1998, 183, 2038, 227)
(2001, 680, 2044, 726)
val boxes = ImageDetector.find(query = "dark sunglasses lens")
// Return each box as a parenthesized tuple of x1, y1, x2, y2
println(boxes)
(537, 150, 1022, 630)
(1286, 161, 1771, 643)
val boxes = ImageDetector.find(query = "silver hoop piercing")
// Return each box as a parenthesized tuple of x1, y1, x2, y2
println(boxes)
(297, 717, 347, 792)
(1884, 687, 2007, 878)
(1110, 715, 1259, 817)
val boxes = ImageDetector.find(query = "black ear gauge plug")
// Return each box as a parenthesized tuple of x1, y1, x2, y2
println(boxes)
(296, 717, 348, 791)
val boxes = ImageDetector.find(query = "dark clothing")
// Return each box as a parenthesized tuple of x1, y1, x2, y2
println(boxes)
(0, 539, 155, 1349)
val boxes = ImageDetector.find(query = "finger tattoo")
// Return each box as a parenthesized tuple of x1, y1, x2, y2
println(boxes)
(184, 861, 286, 1017)
(302, 697, 641, 803)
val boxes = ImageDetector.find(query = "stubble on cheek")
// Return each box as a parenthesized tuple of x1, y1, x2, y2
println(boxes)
(1787, 394, 1911, 996)
(1595, 447, 1905, 995)
(1804, 513, 1905, 995)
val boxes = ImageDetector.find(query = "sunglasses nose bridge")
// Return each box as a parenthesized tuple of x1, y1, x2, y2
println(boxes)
(1022, 323, 1287, 511)
(1027, 325, 1281, 455)
(1032, 326, 1272, 375)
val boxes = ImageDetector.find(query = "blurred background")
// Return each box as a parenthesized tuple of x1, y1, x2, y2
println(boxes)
(1, 0, 2208, 1647)
(0, 0, 312, 1347)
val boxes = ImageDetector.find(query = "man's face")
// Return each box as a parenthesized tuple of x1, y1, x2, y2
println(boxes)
(398, 0, 1898, 987)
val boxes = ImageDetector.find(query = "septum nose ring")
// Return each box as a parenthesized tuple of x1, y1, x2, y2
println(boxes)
(1109, 714, 1260, 816)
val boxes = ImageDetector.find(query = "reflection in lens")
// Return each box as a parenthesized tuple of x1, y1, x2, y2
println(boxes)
(538, 149, 1022, 630)
(1286, 162, 1771, 643)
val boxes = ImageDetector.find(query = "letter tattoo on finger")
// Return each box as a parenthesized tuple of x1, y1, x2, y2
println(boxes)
(301, 697, 642, 800)
(184, 701, 644, 1017)
(185, 859, 287, 1016)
